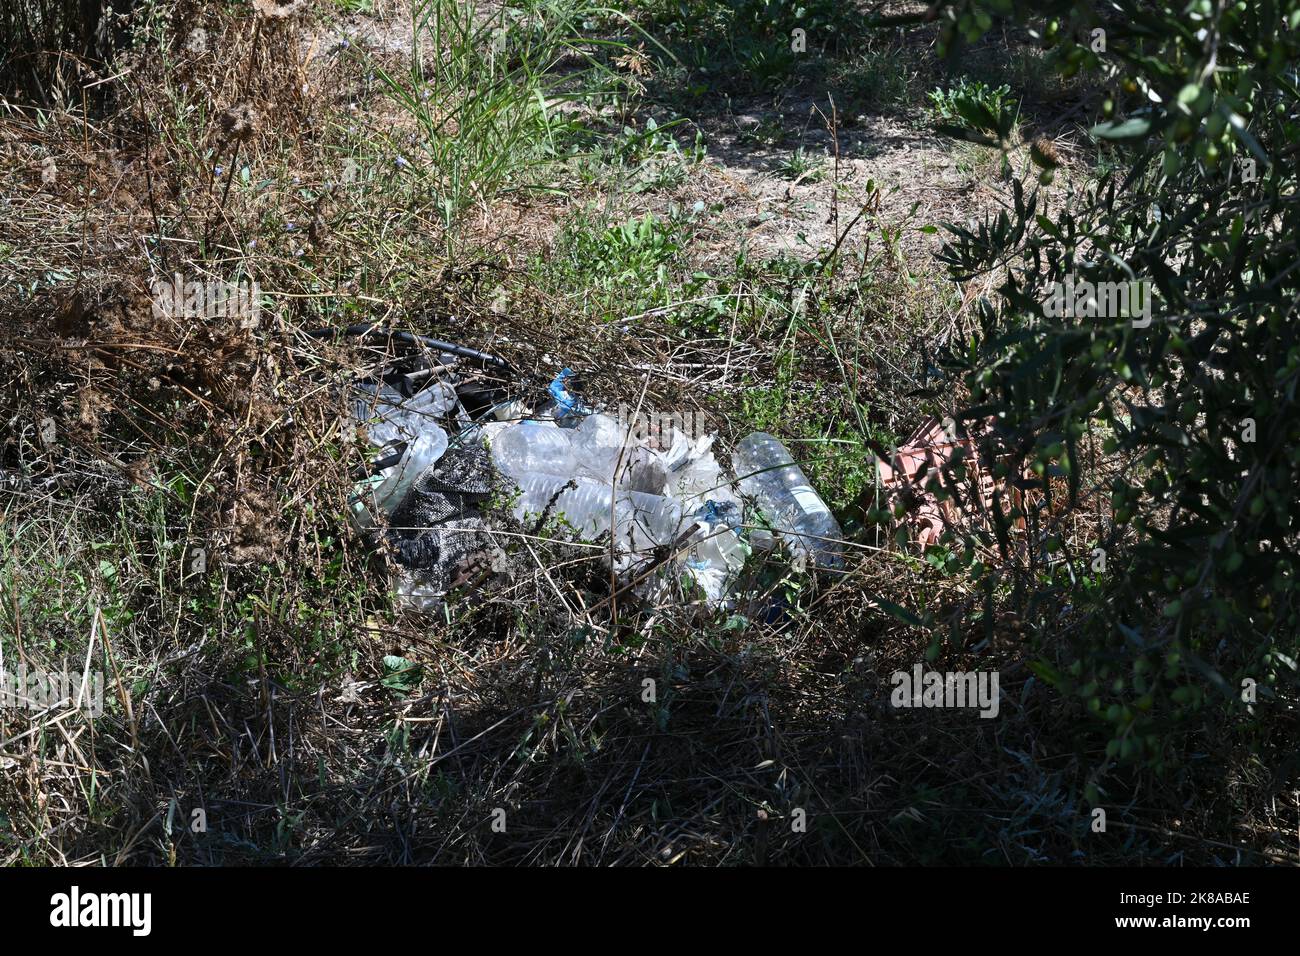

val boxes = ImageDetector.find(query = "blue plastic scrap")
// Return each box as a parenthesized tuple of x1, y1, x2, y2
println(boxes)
(547, 368, 592, 421)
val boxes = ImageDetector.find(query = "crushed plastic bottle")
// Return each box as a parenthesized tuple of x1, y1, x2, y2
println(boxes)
(356, 382, 457, 448)
(512, 473, 683, 546)
(485, 404, 717, 589)
(567, 412, 629, 483)
(350, 384, 451, 528)
(488, 416, 682, 547)
(352, 430, 448, 528)
(682, 500, 747, 602)
(666, 432, 737, 513)
(732, 432, 843, 570)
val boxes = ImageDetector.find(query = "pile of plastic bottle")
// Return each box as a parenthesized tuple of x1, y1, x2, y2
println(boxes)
(351, 368, 844, 609)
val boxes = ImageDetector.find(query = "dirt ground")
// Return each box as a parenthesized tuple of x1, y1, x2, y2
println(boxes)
(325, 2, 995, 268)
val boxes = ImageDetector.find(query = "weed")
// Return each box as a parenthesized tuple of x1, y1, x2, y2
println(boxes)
(926, 77, 1016, 128)
(775, 146, 823, 182)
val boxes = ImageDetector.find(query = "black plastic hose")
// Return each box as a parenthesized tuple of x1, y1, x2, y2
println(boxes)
(307, 322, 516, 374)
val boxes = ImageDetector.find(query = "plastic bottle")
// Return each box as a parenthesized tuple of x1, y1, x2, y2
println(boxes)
(567, 412, 625, 482)
(684, 501, 749, 604)
(355, 382, 457, 448)
(350, 382, 454, 529)
(732, 432, 843, 570)
(511, 473, 682, 546)
(490, 420, 578, 479)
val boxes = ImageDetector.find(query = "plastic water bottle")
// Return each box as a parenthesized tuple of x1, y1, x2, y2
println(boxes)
(511, 473, 682, 545)
(490, 420, 578, 479)
(732, 432, 843, 570)
(566, 412, 625, 482)
(350, 383, 452, 528)
(355, 383, 456, 448)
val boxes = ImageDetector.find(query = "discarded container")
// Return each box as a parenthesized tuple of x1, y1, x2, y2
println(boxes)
(567, 412, 627, 482)
(491, 412, 688, 575)
(353, 431, 448, 528)
(512, 473, 683, 547)
(357, 382, 458, 447)
(683, 500, 748, 602)
(732, 432, 843, 570)
(490, 419, 579, 479)
(666, 433, 737, 513)
(351, 384, 451, 528)
(483, 399, 751, 602)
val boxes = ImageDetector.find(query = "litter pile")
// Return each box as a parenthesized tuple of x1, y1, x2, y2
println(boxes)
(342, 338, 844, 612)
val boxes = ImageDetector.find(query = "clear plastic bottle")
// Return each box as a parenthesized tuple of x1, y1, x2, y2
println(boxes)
(684, 504, 749, 605)
(490, 420, 578, 479)
(355, 382, 457, 448)
(511, 473, 682, 546)
(732, 432, 843, 570)
(567, 412, 625, 481)
(351, 383, 452, 529)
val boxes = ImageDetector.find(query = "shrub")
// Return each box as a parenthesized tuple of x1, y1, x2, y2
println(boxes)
(917, 0, 1300, 785)
(925, 77, 1016, 128)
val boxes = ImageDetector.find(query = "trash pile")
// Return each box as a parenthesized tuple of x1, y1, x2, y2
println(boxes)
(342, 336, 844, 612)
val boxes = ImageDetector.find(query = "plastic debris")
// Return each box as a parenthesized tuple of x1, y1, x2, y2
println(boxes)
(346, 345, 843, 611)
(732, 432, 843, 570)
(346, 349, 505, 610)
(489, 409, 741, 598)
(350, 383, 451, 528)
(544, 367, 592, 422)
